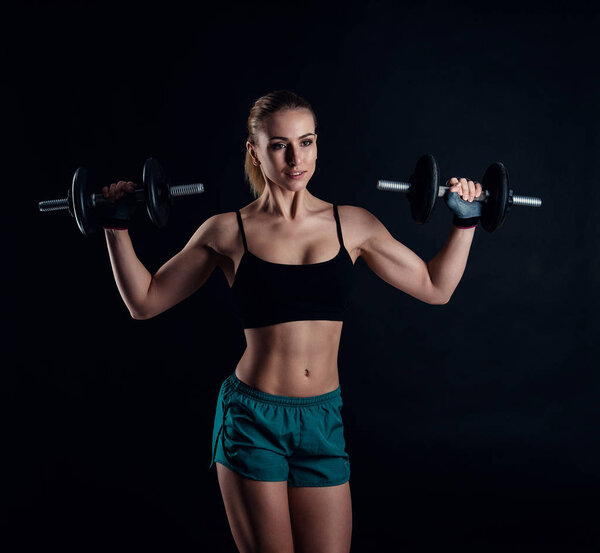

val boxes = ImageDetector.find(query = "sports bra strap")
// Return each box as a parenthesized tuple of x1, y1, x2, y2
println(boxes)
(236, 211, 248, 252)
(333, 204, 346, 249)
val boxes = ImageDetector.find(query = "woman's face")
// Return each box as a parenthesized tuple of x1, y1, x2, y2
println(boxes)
(248, 108, 318, 192)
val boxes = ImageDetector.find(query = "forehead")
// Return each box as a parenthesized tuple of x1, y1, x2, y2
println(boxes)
(259, 109, 314, 138)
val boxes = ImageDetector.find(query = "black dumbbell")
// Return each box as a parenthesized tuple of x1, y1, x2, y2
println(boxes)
(38, 157, 204, 236)
(376, 154, 542, 232)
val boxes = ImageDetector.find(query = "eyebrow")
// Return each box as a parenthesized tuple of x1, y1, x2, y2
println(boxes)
(268, 133, 316, 141)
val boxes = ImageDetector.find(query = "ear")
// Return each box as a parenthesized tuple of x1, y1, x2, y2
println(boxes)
(246, 140, 260, 165)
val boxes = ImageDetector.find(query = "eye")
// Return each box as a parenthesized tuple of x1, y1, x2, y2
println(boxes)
(270, 139, 314, 150)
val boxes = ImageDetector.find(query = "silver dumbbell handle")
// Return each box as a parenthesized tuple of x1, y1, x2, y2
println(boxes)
(38, 198, 71, 212)
(169, 183, 204, 197)
(38, 183, 205, 213)
(376, 180, 542, 207)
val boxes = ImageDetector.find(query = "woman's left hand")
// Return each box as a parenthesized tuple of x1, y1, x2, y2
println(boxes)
(443, 177, 483, 225)
(447, 177, 483, 202)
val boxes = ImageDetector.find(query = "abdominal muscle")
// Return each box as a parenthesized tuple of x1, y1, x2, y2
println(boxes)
(234, 319, 343, 397)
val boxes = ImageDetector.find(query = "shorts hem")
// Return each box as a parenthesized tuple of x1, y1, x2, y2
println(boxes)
(212, 459, 288, 482)
(287, 476, 350, 488)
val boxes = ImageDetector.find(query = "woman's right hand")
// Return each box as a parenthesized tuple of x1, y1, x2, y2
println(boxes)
(101, 180, 139, 230)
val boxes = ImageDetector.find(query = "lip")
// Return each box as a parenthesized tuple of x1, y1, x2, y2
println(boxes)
(285, 171, 306, 177)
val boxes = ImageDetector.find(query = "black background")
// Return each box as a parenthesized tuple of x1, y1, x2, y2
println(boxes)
(3, 0, 599, 551)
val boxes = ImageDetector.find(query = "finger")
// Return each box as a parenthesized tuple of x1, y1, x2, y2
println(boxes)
(449, 177, 462, 193)
(459, 178, 468, 200)
(467, 179, 475, 202)
(117, 180, 128, 199)
(474, 181, 482, 198)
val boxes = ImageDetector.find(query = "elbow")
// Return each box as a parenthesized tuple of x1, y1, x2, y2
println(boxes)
(423, 272, 451, 305)
(131, 281, 159, 320)
(130, 306, 152, 320)
(426, 291, 451, 305)
(422, 282, 451, 305)
(130, 311, 147, 320)
(129, 294, 155, 320)
(435, 293, 451, 305)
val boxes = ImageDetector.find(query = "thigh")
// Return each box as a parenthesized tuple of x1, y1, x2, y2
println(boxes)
(288, 481, 353, 553)
(216, 462, 295, 553)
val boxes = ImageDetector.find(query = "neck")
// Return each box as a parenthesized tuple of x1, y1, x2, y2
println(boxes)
(255, 184, 315, 221)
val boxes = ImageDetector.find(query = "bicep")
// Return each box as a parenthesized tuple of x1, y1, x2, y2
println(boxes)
(358, 209, 441, 304)
(141, 216, 221, 318)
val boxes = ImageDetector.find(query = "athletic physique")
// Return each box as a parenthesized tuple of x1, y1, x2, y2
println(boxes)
(103, 107, 482, 553)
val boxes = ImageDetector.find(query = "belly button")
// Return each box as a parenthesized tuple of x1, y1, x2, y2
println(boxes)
(304, 368, 310, 377)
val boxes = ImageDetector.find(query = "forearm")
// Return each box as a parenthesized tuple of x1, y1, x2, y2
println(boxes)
(426, 223, 476, 303)
(104, 229, 152, 318)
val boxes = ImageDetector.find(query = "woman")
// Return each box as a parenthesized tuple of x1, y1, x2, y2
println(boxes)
(102, 90, 482, 553)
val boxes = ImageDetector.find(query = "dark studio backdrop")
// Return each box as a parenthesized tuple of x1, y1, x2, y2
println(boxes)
(2, 0, 599, 551)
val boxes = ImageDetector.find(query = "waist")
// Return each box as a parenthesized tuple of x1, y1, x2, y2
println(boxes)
(230, 369, 341, 404)
(235, 320, 342, 396)
(235, 351, 340, 397)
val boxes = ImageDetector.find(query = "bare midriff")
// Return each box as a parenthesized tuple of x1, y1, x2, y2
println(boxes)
(234, 319, 343, 397)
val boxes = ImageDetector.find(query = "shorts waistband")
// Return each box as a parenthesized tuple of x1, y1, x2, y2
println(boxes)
(227, 371, 341, 407)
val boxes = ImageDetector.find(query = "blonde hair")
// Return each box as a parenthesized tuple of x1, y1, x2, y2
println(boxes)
(244, 90, 317, 198)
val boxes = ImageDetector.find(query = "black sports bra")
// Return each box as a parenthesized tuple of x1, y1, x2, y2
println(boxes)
(231, 204, 357, 329)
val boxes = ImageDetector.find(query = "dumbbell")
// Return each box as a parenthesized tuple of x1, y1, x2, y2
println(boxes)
(376, 154, 542, 232)
(38, 157, 204, 236)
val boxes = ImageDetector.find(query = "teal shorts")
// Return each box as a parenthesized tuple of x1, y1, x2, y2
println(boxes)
(209, 371, 350, 487)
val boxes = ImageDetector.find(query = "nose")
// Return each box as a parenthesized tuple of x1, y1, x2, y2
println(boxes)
(286, 144, 301, 166)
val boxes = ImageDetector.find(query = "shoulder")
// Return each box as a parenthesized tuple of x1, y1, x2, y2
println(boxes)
(198, 210, 241, 231)
(206, 210, 238, 229)
(187, 211, 232, 240)
(334, 204, 388, 255)
(336, 204, 393, 255)
(337, 204, 387, 236)
(188, 211, 241, 258)
(337, 204, 379, 225)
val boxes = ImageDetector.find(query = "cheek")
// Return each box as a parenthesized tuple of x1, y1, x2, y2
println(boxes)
(266, 149, 283, 162)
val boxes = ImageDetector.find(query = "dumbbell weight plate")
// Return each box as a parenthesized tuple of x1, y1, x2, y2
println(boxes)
(408, 154, 439, 224)
(144, 157, 170, 228)
(72, 166, 99, 236)
(480, 162, 509, 232)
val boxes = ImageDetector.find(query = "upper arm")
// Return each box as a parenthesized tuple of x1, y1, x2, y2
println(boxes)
(352, 206, 446, 304)
(139, 213, 225, 319)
